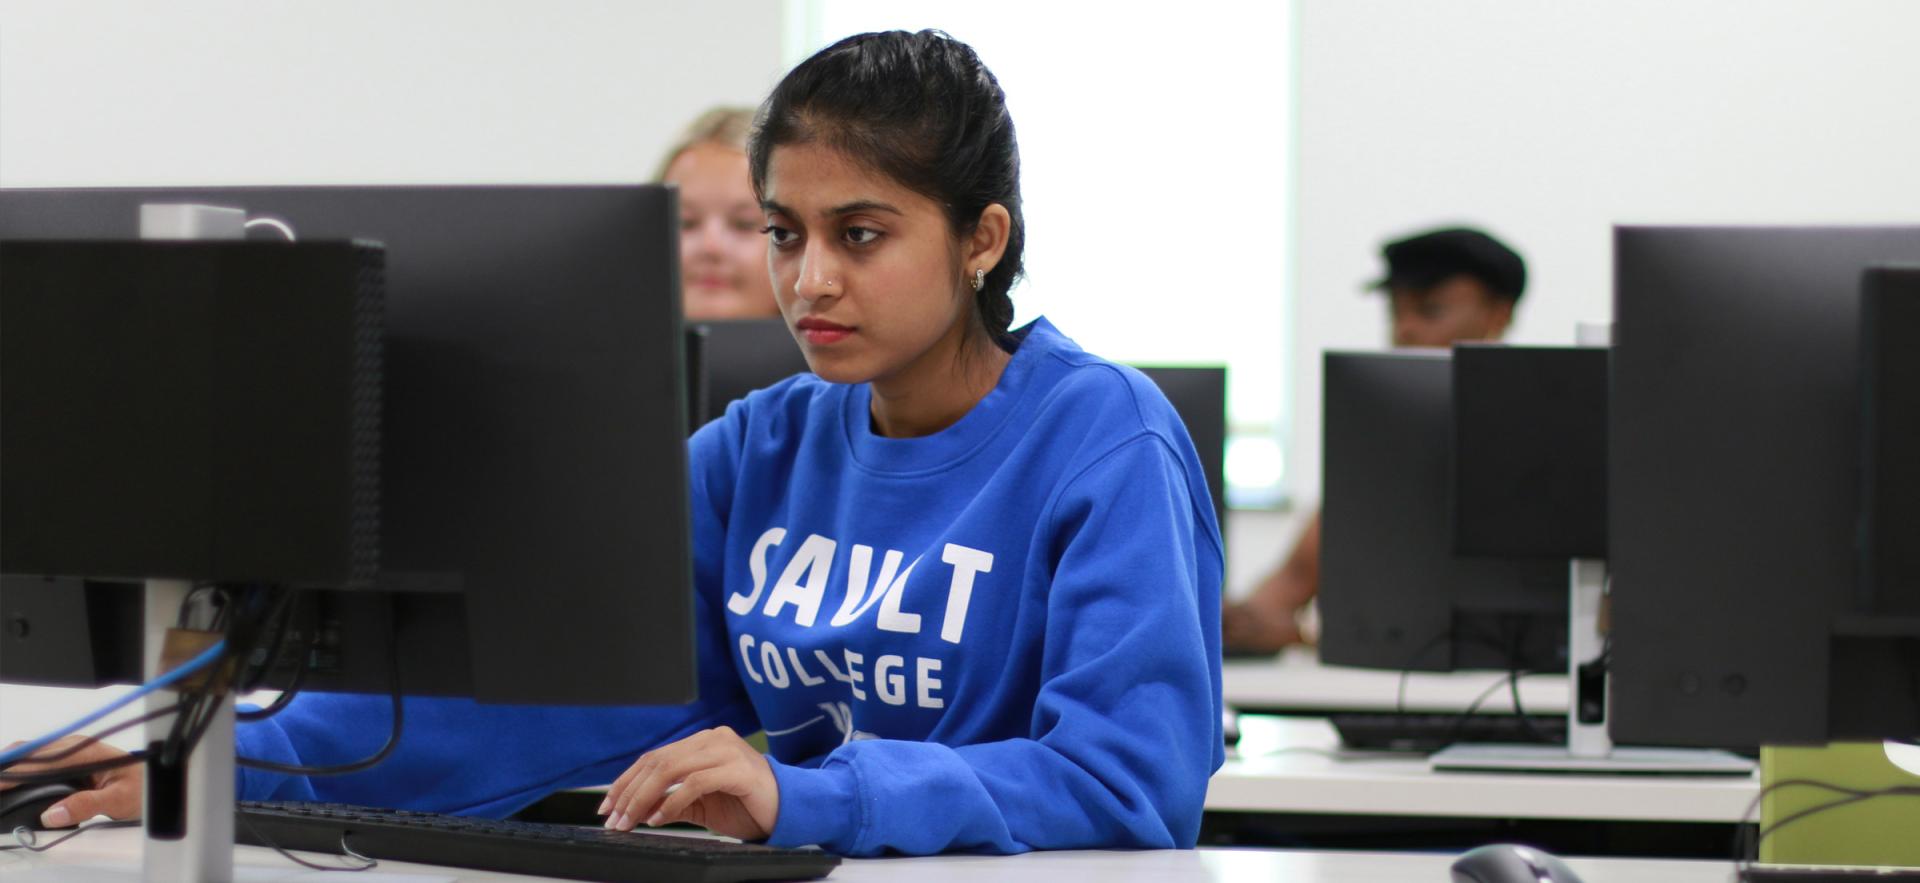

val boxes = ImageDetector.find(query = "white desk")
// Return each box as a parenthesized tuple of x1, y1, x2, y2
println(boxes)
(0, 824, 1739, 882)
(1224, 646, 1570, 714)
(1207, 716, 1759, 824)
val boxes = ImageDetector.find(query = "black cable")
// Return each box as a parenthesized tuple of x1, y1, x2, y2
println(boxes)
(159, 583, 295, 768)
(1505, 667, 1551, 743)
(1394, 630, 1458, 742)
(0, 703, 183, 769)
(0, 819, 140, 852)
(1391, 627, 1552, 750)
(236, 621, 402, 777)
(236, 589, 299, 695)
(0, 588, 273, 789)
(1731, 778, 1920, 870)
(1759, 783, 1920, 842)
(173, 584, 289, 763)
(1440, 671, 1541, 748)
(236, 658, 308, 723)
(160, 585, 238, 767)
(235, 811, 377, 872)
(0, 751, 148, 784)
(159, 660, 224, 767)
(1502, 616, 1551, 744)
(237, 594, 320, 724)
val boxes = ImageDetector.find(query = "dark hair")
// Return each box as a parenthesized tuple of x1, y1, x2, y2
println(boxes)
(750, 30, 1025, 342)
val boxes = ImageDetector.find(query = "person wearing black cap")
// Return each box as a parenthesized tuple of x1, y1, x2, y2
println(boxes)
(1222, 226, 1527, 655)
(1375, 226, 1526, 349)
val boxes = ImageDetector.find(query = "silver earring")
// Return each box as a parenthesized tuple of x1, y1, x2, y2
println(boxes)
(972, 268, 985, 292)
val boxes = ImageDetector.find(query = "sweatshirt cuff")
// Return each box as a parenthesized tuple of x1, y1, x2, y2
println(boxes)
(764, 755, 861, 852)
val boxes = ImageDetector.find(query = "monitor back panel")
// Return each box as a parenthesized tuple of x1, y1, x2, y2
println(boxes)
(1, 241, 383, 589)
(1134, 366, 1228, 539)
(1451, 345, 1609, 559)
(1861, 265, 1920, 619)
(1318, 351, 1567, 674)
(0, 187, 693, 705)
(1610, 226, 1920, 746)
(697, 318, 811, 426)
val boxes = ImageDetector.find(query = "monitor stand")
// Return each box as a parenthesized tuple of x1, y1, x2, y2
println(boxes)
(14, 582, 240, 883)
(1430, 559, 1755, 776)
(141, 579, 236, 883)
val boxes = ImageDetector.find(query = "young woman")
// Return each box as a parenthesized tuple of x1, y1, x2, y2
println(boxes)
(658, 107, 783, 321)
(5, 30, 1223, 857)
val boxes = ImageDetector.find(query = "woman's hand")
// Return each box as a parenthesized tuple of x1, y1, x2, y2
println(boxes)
(0, 736, 144, 828)
(597, 726, 778, 841)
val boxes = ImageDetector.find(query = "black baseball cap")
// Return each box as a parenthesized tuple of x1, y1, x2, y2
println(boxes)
(1369, 227, 1527, 302)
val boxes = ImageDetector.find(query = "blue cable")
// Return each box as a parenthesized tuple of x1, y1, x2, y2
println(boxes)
(0, 639, 229, 768)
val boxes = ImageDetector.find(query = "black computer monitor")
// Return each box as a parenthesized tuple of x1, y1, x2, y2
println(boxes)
(1317, 350, 1568, 674)
(1133, 366, 1228, 537)
(1609, 226, 1920, 748)
(1862, 264, 1920, 619)
(1450, 345, 1608, 560)
(0, 185, 695, 707)
(695, 318, 810, 428)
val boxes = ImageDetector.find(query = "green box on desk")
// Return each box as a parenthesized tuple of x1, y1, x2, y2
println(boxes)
(1760, 741, 1920, 867)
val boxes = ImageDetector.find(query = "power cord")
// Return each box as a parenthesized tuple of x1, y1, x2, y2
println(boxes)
(1504, 666, 1552, 743)
(236, 619, 403, 777)
(0, 819, 140, 852)
(0, 752, 149, 786)
(235, 811, 377, 873)
(1389, 625, 1556, 750)
(1500, 616, 1552, 744)
(1440, 670, 1545, 748)
(1732, 778, 1920, 874)
(0, 702, 182, 779)
(237, 594, 320, 724)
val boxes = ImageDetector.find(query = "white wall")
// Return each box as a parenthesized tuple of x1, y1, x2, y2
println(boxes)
(1286, 0, 1920, 506)
(793, 3, 1295, 502)
(0, 0, 786, 186)
(0, 0, 786, 750)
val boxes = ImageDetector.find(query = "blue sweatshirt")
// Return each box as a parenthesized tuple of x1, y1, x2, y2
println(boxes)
(235, 317, 1224, 856)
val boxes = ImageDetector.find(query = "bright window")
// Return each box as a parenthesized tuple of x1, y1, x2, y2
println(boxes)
(783, 1, 1295, 507)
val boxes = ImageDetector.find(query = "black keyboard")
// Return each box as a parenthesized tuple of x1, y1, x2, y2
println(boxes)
(236, 801, 840, 883)
(1329, 711, 1567, 752)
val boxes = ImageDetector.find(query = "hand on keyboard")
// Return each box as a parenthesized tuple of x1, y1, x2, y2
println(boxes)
(600, 725, 779, 841)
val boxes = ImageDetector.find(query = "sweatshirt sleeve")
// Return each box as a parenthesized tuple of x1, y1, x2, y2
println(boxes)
(235, 406, 760, 817)
(763, 433, 1225, 855)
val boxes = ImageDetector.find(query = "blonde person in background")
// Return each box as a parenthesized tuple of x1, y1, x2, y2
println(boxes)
(658, 107, 781, 321)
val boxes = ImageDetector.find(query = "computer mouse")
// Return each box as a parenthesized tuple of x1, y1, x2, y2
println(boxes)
(0, 780, 81, 832)
(1450, 843, 1585, 883)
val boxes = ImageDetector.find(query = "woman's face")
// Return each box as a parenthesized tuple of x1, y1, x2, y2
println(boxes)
(665, 142, 780, 321)
(760, 143, 974, 385)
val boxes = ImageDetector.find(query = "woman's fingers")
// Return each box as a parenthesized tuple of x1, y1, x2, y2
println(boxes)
(599, 755, 648, 817)
(609, 742, 724, 831)
(0, 738, 144, 825)
(37, 779, 138, 828)
(595, 727, 777, 840)
(649, 768, 732, 826)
